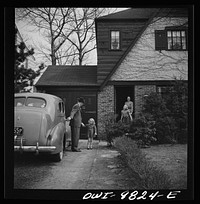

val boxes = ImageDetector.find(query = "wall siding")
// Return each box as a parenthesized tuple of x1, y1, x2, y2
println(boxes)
(96, 20, 147, 84)
(111, 17, 188, 81)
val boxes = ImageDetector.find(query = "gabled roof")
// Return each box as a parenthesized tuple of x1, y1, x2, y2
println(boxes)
(99, 8, 188, 90)
(97, 8, 159, 20)
(35, 65, 98, 87)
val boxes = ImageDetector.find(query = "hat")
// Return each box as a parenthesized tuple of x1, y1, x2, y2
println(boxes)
(78, 97, 85, 104)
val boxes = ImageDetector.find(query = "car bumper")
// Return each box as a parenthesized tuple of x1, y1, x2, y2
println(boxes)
(14, 143, 56, 153)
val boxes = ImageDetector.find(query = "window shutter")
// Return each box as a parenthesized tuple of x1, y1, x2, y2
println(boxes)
(155, 30, 167, 50)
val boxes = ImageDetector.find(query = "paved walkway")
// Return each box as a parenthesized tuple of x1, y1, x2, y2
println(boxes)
(17, 139, 135, 190)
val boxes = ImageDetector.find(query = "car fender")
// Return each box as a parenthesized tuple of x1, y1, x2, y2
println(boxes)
(49, 122, 65, 154)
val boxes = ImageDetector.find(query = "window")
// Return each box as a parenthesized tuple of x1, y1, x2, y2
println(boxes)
(156, 85, 174, 100)
(59, 102, 62, 113)
(58, 101, 65, 113)
(155, 27, 187, 51)
(167, 30, 187, 50)
(110, 31, 120, 50)
(26, 97, 46, 108)
(15, 97, 26, 107)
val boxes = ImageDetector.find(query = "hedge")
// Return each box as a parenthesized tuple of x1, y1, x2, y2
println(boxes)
(114, 136, 172, 189)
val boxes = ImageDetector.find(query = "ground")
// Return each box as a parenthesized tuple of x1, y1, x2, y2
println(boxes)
(14, 140, 135, 190)
(141, 143, 187, 189)
(14, 140, 187, 194)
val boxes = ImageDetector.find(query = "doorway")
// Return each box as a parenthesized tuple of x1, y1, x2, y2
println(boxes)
(115, 86, 135, 122)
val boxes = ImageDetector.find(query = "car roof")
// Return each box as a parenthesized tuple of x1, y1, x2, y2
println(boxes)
(14, 92, 62, 101)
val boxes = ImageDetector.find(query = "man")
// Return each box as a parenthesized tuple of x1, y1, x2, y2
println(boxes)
(125, 96, 134, 115)
(67, 97, 85, 152)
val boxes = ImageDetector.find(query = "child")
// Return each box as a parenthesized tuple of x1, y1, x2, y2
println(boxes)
(121, 104, 133, 124)
(86, 118, 97, 150)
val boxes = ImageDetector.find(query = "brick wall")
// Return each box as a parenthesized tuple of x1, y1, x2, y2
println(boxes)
(134, 85, 156, 117)
(97, 85, 114, 139)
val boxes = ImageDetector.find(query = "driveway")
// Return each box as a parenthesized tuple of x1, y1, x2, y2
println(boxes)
(14, 139, 135, 190)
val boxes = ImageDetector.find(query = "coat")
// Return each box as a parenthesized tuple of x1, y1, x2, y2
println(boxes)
(69, 103, 82, 128)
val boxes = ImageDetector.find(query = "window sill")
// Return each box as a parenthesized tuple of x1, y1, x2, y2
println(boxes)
(108, 49, 122, 51)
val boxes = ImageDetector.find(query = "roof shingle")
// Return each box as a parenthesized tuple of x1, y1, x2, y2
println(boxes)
(35, 65, 97, 86)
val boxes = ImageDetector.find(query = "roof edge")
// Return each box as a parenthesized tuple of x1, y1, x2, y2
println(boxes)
(99, 9, 161, 91)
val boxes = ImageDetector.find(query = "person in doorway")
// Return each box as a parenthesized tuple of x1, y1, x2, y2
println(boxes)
(121, 104, 133, 124)
(85, 118, 97, 150)
(125, 96, 134, 116)
(66, 97, 85, 152)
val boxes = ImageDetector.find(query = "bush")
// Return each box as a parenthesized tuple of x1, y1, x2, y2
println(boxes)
(142, 87, 188, 144)
(129, 113, 157, 147)
(114, 136, 172, 189)
(105, 120, 130, 146)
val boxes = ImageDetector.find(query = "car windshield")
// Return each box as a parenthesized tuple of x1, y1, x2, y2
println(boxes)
(15, 97, 26, 107)
(26, 97, 46, 108)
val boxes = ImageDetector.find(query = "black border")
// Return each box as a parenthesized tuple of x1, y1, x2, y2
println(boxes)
(4, 4, 195, 200)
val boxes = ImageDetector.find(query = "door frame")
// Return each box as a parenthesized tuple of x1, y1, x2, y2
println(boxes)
(114, 85, 135, 122)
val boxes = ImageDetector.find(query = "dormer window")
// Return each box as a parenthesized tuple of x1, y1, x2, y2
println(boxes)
(110, 31, 120, 50)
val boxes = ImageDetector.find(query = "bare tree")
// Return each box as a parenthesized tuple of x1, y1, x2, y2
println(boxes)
(64, 8, 109, 65)
(15, 8, 76, 65)
(15, 7, 117, 66)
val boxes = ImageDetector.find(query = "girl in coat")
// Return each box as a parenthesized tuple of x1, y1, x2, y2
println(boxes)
(86, 118, 97, 149)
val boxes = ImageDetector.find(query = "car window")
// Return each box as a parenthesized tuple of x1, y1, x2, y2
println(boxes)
(62, 102, 65, 113)
(26, 97, 46, 108)
(58, 102, 62, 113)
(15, 97, 26, 107)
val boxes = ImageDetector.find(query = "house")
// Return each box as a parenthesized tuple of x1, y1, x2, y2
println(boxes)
(35, 8, 188, 139)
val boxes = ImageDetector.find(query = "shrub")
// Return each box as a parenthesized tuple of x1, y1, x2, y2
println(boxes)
(105, 120, 130, 145)
(114, 136, 172, 189)
(142, 80, 188, 144)
(129, 113, 157, 147)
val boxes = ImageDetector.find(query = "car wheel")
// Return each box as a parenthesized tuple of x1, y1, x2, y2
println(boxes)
(53, 151, 63, 162)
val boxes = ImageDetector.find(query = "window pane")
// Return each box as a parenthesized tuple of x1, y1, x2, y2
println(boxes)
(181, 31, 185, 36)
(26, 97, 46, 108)
(111, 31, 120, 49)
(59, 102, 62, 112)
(182, 38, 186, 49)
(172, 31, 177, 37)
(168, 38, 172, 49)
(115, 31, 119, 37)
(15, 97, 26, 107)
(111, 32, 115, 38)
(167, 31, 171, 37)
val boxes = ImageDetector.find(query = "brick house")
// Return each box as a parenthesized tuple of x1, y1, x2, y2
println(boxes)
(35, 8, 188, 139)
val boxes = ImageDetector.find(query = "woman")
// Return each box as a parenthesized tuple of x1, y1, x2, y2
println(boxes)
(121, 104, 133, 124)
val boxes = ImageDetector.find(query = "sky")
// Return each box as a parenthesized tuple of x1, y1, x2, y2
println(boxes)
(15, 8, 128, 70)
(15, 8, 128, 88)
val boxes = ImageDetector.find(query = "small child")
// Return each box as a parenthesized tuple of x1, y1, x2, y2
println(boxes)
(121, 104, 133, 124)
(86, 118, 97, 150)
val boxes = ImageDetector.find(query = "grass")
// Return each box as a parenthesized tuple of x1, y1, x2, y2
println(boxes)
(141, 143, 187, 189)
(114, 136, 187, 189)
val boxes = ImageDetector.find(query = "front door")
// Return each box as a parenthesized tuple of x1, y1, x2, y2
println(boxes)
(115, 86, 135, 122)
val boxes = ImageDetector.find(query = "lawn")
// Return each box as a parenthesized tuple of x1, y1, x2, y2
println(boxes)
(141, 144, 187, 189)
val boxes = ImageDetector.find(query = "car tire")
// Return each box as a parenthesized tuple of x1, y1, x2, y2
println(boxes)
(53, 150, 63, 162)
(63, 133, 66, 151)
